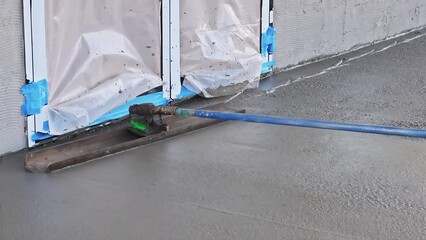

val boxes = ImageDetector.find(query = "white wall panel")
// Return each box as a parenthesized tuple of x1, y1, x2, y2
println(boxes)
(0, 0, 27, 155)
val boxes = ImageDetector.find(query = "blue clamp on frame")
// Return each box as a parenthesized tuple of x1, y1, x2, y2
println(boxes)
(21, 79, 49, 116)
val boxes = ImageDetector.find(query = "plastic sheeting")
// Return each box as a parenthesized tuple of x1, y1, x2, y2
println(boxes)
(44, 0, 162, 135)
(180, 0, 263, 98)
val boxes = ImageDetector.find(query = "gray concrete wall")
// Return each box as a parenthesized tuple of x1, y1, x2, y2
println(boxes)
(0, 0, 27, 155)
(274, 0, 426, 69)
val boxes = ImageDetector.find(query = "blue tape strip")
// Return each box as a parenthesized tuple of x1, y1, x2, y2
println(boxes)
(43, 121, 50, 131)
(92, 86, 196, 125)
(261, 26, 276, 57)
(31, 87, 197, 141)
(31, 132, 52, 142)
(175, 86, 197, 99)
(91, 92, 168, 125)
(20, 79, 49, 116)
(262, 61, 276, 74)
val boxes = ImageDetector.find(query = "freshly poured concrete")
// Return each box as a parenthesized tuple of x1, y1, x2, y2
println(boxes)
(241, 32, 426, 129)
(2, 123, 426, 239)
(2, 36, 426, 239)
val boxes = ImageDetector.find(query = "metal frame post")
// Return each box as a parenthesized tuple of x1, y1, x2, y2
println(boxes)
(162, 0, 181, 100)
(261, 0, 275, 74)
(23, 0, 48, 147)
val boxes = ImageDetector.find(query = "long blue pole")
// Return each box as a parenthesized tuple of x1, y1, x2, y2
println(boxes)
(176, 108, 426, 138)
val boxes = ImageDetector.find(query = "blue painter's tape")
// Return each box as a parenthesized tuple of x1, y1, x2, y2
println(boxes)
(175, 86, 197, 99)
(262, 60, 276, 74)
(20, 79, 49, 116)
(31, 132, 52, 142)
(261, 26, 276, 57)
(31, 87, 198, 142)
(91, 92, 168, 125)
(43, 121, 50, 131)
(92, 87, 196, 125)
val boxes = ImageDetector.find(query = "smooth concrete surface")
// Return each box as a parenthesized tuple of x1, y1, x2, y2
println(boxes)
(0, 0, 27, 155)
(229, 32, 426, 129)
(2, 20, 426, 240)
(274, 0, 426, 69)
(1, 123, 426, 239)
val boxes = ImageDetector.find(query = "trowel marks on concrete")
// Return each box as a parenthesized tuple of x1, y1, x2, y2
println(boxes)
(260, 28, 426, 96)
(228, 34, 426, 130)
(2, 122, 426, 239)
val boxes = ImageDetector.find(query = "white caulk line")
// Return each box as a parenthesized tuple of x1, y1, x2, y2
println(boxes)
(255, 31, 426, 97)
(265, 59, 345, 95)
(402, 33, 426, 43)
(225, 91, 244, 103)
(262, 79, 293, 96)
(264, 36, 413, 95)
(283, 27, 426, 72)
(373, 32, 426, 55)
(345, 50, 376, 62)
(374, 41, 398, 53)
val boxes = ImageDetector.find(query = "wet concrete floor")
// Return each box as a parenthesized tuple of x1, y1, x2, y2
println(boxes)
(2, 33, 426, 239)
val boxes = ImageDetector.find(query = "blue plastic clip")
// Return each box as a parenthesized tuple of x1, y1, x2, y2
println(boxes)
(21, 79, 49, 116)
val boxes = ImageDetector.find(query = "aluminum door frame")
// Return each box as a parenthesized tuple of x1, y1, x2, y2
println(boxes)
(22, 0, 272, 147)
(22, 0, 180, 147)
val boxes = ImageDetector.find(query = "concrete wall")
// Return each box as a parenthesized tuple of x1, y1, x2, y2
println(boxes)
(0, 0, 27, 155)
(274, 0, 426, 69)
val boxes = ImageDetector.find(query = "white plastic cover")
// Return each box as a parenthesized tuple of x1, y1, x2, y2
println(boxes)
(44, 0, 162, 135)
(180, 0, 263, 98)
